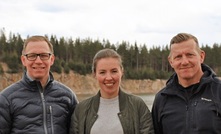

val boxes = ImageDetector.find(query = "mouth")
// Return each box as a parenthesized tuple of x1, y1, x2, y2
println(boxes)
(104, 83, 114, 87)
(33, 67, 45, 69)
(180, 66, 192, 70)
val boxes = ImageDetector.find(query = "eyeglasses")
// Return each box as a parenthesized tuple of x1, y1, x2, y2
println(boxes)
(24, 53, 52, 61)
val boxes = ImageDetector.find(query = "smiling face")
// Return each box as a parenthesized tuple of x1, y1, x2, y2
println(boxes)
(21, 41, 55, 85)
(168, 39, 205, 86)
(95, 57, 123, 99)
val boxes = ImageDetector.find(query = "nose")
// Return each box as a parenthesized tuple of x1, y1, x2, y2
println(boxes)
(181, 56, 189, 64)
(35, 55, 43, 62)
(105, 72, 113, 80)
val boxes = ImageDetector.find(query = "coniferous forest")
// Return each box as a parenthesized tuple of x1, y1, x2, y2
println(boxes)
(0, 29, 221, 80)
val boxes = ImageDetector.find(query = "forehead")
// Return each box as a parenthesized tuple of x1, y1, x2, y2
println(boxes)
(25, 41, 50, 52)
(171, 39, 197, 54)
(96, 57, 121, 69)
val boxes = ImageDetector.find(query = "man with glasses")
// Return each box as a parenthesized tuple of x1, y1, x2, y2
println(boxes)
(0, 35, 78, 134)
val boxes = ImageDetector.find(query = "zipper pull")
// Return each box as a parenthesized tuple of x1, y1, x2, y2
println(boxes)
(40, 92, 45, 102)
(186, 105, 188, 111)
(194, 101, 198, 106)
(49, 106, 52, 114)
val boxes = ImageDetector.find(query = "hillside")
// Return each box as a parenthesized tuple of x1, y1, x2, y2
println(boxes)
(0, 62, 166, 94)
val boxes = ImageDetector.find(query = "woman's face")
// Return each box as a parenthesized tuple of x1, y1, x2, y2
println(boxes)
(95, 57, 123, 99)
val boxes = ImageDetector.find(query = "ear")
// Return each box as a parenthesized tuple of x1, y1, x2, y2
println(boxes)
(168, 56, 174, 68)
(121, 69, 124, 78)
(200, 50, 205, 63)
(21, 55, 26, 66)
(50, 54, 55, 66)
(92, 72, 96, 78)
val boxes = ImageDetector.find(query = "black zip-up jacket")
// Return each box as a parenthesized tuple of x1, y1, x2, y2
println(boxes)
(0, 72, 78, 134)
(152, 64, 221, 134)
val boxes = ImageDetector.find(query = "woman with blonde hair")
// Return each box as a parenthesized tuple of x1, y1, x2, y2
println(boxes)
(70, 48, 154, 134)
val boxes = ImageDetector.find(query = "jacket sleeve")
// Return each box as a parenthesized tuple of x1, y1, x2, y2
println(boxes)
(69, 104, 80, 134)
(151, 94, 164, 134)
(68, 92, 79, 130)
(137, 98, 155, 134)
(0, 94, 12, 134)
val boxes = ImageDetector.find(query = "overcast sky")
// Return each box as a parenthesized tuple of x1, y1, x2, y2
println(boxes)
(0, 0, 220, 48)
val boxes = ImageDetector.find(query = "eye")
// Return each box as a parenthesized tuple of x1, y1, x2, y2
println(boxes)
(99, 71, 105, 74)
(186, 53, 194, 57)
(174, 55, 182, 60)
(27, 54, 36, 58)
(40, 53, 50, 59)
(112, 69, 118, 73)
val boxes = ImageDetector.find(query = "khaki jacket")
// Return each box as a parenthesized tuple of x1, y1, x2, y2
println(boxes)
(70, 89, 154, 134)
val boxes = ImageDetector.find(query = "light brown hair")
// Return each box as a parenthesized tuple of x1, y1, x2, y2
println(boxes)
(92, 48, 123, 74)
(169, 33, 202, 57)
(22, 35, 54, 54)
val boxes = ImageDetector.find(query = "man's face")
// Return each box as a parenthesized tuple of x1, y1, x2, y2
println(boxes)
(168, 39, 205, 82)
(21, 41, 54, 82)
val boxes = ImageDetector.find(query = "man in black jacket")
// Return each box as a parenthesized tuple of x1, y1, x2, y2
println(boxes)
(152, 33, 221, 134)
(0, 35, 78, 134)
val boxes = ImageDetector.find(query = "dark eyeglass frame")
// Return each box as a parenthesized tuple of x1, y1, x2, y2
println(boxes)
(23, 53, 52, 61)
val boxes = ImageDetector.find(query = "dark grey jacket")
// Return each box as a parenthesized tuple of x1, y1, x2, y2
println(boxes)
(70, 89, 154, 134)
(152, 64, 221, 134)
(0, 72, 78, 134)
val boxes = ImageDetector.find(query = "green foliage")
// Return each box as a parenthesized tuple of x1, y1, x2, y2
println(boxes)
(0, 64, 3, 74)
(68, 62, 91, 75)
(1, 29, 221, 79)
(51, 58, 62, 74)
(63, 63, 70, 74)
(2, 52, 21, 73)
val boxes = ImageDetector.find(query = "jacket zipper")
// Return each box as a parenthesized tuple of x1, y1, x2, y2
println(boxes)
(40, 92, 48, 134)
(49, 106, 54, 134)
(185, 103, 189, 134)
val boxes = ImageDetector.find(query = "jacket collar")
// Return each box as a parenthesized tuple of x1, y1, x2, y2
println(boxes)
(21, 71, 54, 91)
(162, 63, 216, 95)
(91, 88, 127, 113)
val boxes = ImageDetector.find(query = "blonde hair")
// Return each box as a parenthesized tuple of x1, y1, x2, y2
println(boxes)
(92, 48, 123, 73)
(169, 33, 202, 57)
(170, 33, 199, 46)
(22, 35, 54, 54)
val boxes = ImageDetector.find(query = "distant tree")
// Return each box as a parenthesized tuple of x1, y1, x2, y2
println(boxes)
(139, 44, 149, 67)
(51, 58, 62, 73)
(64, 63, 70, 74)
(1, 29, 221, 79)
(117, 41, 130, 70)
(0, 29, 7, 58)
(0, 64, 3, 74)
(15, 34, 24, 56)
(3, 53, 21, 73)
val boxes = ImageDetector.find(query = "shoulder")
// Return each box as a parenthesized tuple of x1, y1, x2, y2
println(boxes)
(152, 87, 169, 109)
(127, 93, 145, 102)
(120, 91, 147, 107)
(212, 77, 221, 84)
(77, 95, 97, 107)
(154, 88, 165, 99)
(204, 77, 221, 91)
(50, 80, 78, 104)
(1, 81, 22, 98)
(74, 95, 97, 115)
(52, 80, 74, 93)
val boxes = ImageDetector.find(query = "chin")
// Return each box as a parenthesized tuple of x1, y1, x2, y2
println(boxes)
(32, 75, 44, 79)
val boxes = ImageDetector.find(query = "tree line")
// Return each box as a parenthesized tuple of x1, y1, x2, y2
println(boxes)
(0, 29, 221, 80)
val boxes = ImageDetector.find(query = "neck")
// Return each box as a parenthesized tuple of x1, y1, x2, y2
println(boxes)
(178, 72, 203, 88)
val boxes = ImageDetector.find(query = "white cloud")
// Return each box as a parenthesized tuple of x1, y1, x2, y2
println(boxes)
(0, 0, 221, 48)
